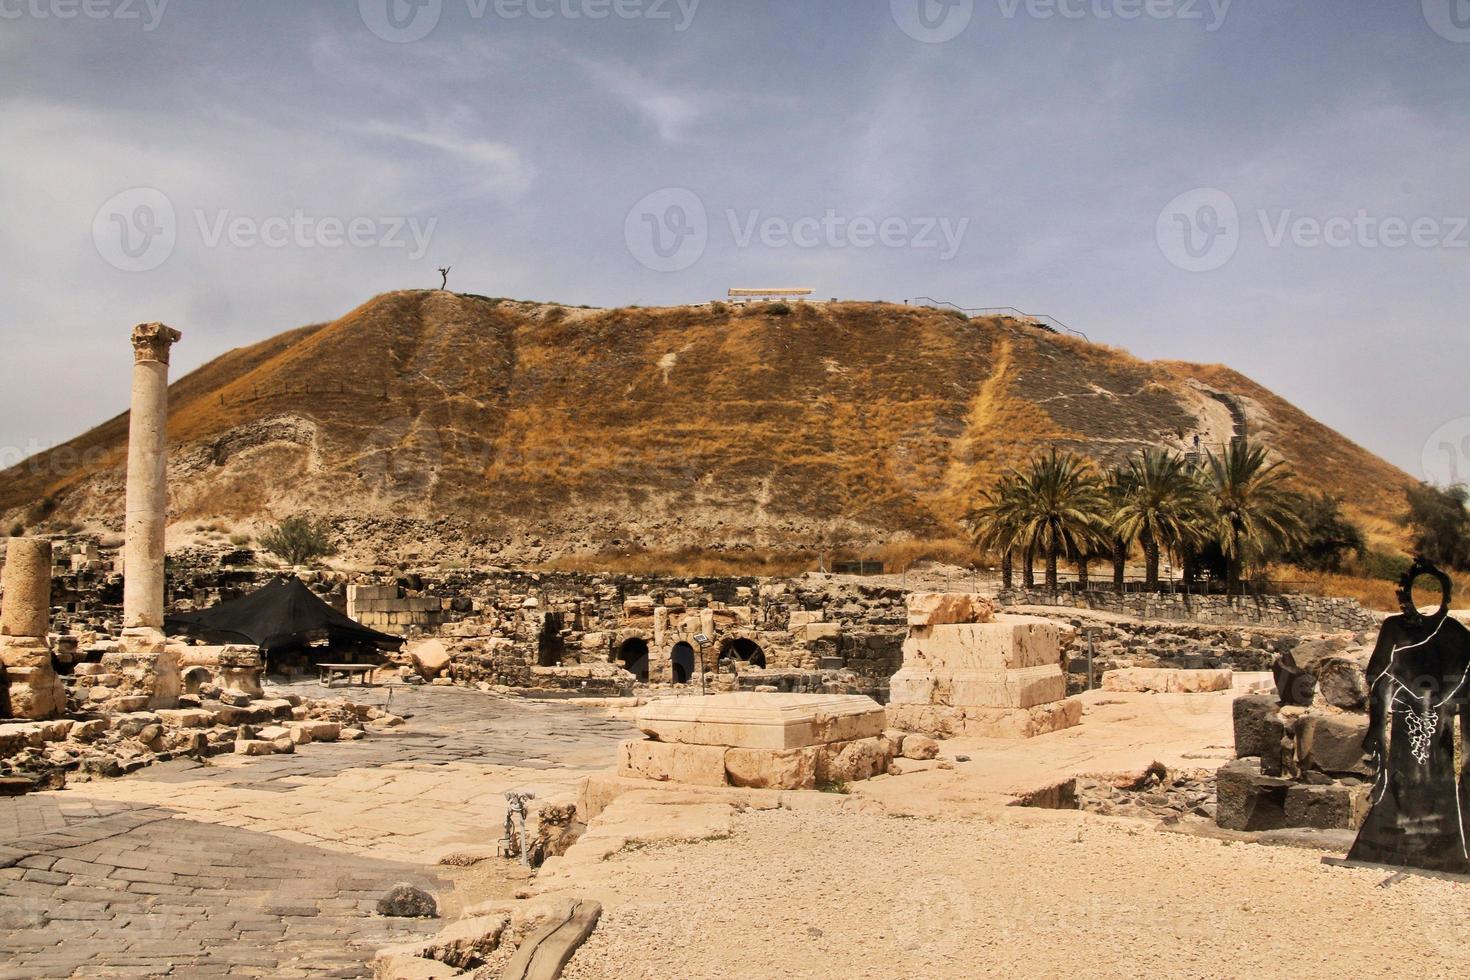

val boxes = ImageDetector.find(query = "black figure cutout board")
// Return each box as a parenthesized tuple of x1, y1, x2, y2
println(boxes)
(1347, 559, 1470, 874)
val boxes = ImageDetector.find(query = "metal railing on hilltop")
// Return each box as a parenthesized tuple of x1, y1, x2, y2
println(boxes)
(908, 298, 1091, 342)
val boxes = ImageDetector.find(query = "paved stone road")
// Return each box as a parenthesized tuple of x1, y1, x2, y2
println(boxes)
(0, 686, 635, 978)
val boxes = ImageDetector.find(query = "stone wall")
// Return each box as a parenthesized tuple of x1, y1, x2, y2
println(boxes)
(996, 589, 1377, 634)
(346, 584, 448, 633)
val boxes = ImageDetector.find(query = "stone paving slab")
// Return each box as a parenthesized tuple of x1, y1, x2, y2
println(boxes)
(0, 799, 445, 978)
(0, 685, 635, 978)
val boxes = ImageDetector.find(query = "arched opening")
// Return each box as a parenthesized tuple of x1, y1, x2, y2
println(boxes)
(181, 666, 214, 696)
(617, 637, 649, 683)
(724, 637, 766, 669)
(671, 642, 696, 685)
(537, 612, 567, 668)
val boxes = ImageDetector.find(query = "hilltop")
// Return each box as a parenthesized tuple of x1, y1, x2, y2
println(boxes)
(0, 291, 1417, 568)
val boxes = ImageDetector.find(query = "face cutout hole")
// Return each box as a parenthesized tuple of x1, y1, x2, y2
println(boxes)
(1410, 575, 1445, 617)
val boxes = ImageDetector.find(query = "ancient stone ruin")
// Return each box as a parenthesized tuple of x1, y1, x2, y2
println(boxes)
(101, 322, 185, 709)
(0, 537, 66, 719)
(617, 692, 894, 790)
(886, 592, 1082, 738)
(1217, 632, 1377, 833)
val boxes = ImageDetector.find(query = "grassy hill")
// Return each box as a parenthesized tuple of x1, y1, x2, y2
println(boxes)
(0, 291, 1417, 569)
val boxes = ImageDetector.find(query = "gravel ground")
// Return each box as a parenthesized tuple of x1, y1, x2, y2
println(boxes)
(562, 806, 1470, 979)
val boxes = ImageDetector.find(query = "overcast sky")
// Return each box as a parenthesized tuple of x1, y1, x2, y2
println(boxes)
(2, 0, 1468, 485)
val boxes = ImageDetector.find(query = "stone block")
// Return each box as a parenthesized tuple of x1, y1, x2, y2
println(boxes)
(1283, 782, 1370, 830)
(788, 610, 822, 630)
(890, 665, 1066, 710)
(800, 622, 841, 643)
(1316, 655, 1369, 711)
(0, 636, 52, 670)
(898, 618, 1061, 673)
(1215, 759, 1290, 831)
(1232, 694, 1284, 759)
(618, 739, 729, 787)
(885, 699, 1082, 740)
(408, 639, 451, 679)
(635, 693, 885, 749)
(409, 913, 510, 970)
(1101, 668, 1232, 694)
(2, 666, 65, 720)
(156, 708, 217, 729)
(235, 739, 275, 756)
(724, 746, 818, 790)
(374, 953, 460, 979)
(815, 736, 894, 784)
(1294, 713, 1371, 776)
(623, 595, 656, 617)
(906, 592, 996, 627)
(900, 734, 939, 760)
(292, 720, 341, 741)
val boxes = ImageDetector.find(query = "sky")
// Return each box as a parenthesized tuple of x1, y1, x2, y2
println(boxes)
(1, 0, 1468, 486)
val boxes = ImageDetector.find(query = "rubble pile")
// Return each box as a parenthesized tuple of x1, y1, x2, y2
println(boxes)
(1215, 633, 1375, 833)
(0, 691, 391, 789)
(1077, 764, 1217, 821)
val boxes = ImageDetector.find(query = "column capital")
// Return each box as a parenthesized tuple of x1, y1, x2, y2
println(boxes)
(131, 323, 182, 365)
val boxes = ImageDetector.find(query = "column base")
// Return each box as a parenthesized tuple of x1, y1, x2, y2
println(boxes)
(0, 637, 65, 720)
(101, 629, 181, 710)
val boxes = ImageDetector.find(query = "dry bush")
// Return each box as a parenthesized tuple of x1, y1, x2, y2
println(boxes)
(545, 546, 813, 578)
(1282, 569, 1466, 612)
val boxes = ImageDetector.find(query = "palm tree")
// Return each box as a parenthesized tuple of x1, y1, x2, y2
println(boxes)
(1104, 465, 1133, 593)
(1112, 448, 1207, 591)
(1011, 449, 1109, 592)
(971, 473, 1026, 590)
(1202, 439, 1306, 594)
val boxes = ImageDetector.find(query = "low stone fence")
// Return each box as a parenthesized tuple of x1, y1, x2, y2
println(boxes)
(996, 588, 1377, 634)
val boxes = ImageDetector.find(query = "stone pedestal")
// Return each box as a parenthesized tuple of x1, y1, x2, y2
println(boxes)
(886, 601, 1081, 739)
(97, 629, 181, 711)
(177, 645, 264, 697)
(617, 693, 894, 790)
(0, 539, 66, 720)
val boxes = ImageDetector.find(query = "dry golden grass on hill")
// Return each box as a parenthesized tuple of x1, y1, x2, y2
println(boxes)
(0, 291, 1422, 569)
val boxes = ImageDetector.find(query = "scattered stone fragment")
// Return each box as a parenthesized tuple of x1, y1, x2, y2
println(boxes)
(377, 883, 439, 919)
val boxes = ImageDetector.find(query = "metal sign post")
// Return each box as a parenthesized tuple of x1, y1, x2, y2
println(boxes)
(693, 633, 711, 696)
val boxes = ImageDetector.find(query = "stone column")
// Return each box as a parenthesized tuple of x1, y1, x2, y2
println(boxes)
(105, 323, 183, 710)
(122, 322, 181, 636)
(0, 538, 65, 719)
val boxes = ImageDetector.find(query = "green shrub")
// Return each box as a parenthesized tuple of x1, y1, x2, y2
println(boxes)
(1281, 492, 1365, 572)
(1353, 549, 1413, 582)
(1406, 483, 1470, 571)
(258, 516, 339, 567)
(766, 302, 793, 316)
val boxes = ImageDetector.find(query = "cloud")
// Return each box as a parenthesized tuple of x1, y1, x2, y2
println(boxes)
(576, 55, 706, 144)
(339, 117, 536, 204)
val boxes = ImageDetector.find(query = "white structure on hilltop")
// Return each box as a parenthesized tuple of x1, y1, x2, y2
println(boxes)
(726, 288, 814, 305)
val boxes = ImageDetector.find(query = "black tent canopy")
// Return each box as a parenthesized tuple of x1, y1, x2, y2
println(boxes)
(165, 576, 402, 653)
